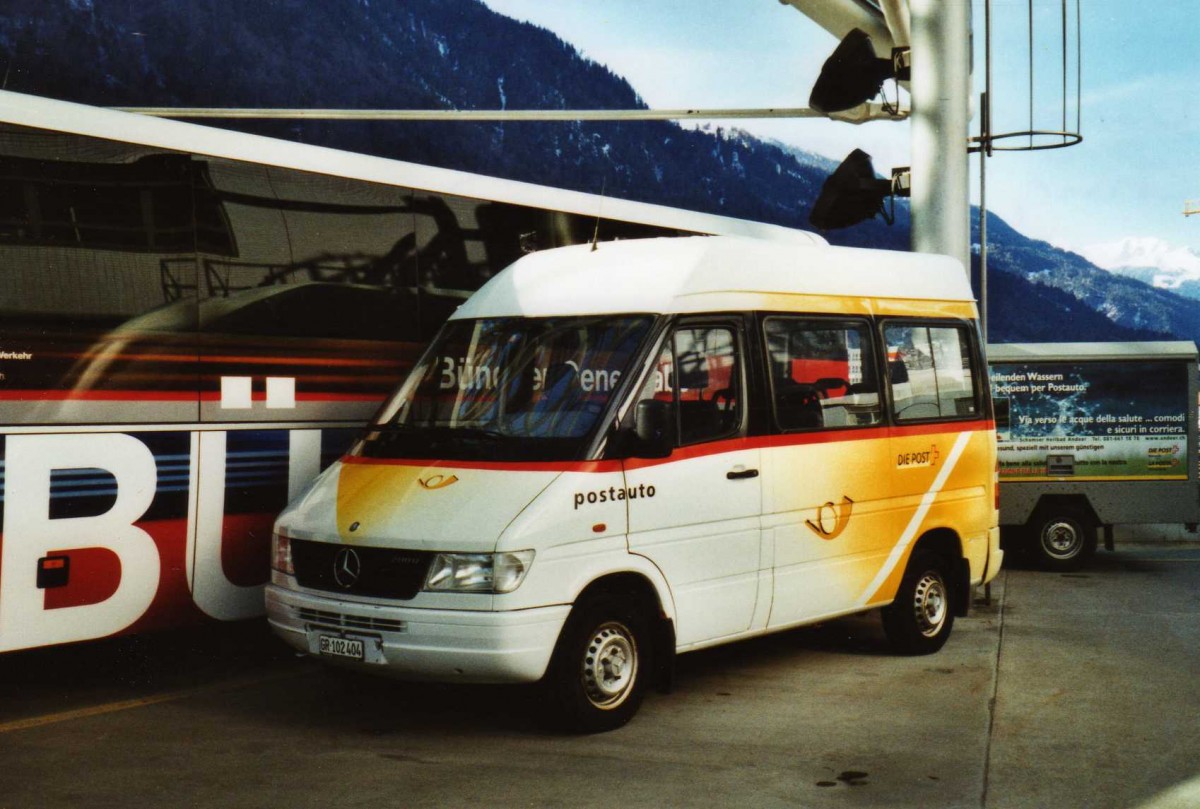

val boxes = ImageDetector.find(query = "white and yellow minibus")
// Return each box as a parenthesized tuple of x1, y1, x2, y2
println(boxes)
(266, 235, 1002, 732)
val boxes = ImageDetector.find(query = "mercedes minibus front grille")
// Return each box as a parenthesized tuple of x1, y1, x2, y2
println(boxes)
(298, 607, 408, 633)
(291, 539, 432, 600)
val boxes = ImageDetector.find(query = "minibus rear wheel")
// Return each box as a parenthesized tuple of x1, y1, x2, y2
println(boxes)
(882, 551, 955, 655)
(544, 593, 653, 733)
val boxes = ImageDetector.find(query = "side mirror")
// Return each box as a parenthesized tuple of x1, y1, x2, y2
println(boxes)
(634, 399, 675, 458)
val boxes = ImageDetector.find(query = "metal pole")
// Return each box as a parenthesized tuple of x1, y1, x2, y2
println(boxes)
(982, 0, 994, 340)
(980, 90, 988, 341)
(909, 0, 972, 274)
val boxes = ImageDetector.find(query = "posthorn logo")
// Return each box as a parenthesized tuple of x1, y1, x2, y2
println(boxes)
(418, 474, 459, 490)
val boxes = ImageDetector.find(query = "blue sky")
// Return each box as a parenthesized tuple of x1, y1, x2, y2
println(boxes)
(481, 0, 1199, 257)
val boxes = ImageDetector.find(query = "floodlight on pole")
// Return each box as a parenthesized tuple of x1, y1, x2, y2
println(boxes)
(808, 28, 911, 114)
(809, 149, 910, 231)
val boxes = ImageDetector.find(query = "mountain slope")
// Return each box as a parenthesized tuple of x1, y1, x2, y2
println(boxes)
(0, 0, 1193, 345)
(975, 216, 1200, 339)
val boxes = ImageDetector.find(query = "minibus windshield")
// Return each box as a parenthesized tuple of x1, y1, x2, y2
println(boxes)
(358, 315, 654, 461)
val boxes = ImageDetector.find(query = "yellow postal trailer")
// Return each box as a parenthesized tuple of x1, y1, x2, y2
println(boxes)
(266, 235, 1002, 731)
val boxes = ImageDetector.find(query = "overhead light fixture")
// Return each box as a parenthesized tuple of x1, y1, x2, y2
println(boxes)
(809, 29, 911, 114)
(809, 149, 910, 231)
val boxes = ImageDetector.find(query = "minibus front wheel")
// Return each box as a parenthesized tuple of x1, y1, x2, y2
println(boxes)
(882, 551, 955, 655)
(544, 592, 654, 733)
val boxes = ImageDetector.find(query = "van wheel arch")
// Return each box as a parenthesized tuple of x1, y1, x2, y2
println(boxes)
(557, 574, 675, 691)
(571, 573, 671, 630)
(583, 573, 675, 675)
(909, 529, 970, 617)
(882, 549, 956, 655)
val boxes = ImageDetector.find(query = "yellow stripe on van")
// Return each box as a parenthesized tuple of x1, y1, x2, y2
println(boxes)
(858, 431, 976, 607)
(673, 292, 978, 320)
(335, 462, 431, 541)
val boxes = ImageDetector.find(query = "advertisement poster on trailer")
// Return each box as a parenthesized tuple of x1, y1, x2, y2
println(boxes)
(990, 361, 1190, 481)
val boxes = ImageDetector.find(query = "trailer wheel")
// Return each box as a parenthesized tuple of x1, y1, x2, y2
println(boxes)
(882, 551, 955, 655)
(1030, 506, 1096, 572)
(544, 593, 652, 733)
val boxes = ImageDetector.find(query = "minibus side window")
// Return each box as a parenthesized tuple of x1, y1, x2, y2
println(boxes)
(763, 318, 881, 431)
(632, 325, 742, 446)
(884, 323, 978, 421)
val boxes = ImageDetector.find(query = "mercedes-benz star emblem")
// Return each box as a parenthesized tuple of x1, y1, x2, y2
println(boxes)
(332, 547, 362, 589)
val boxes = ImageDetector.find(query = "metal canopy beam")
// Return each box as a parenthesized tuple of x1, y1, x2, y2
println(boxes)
(775, 0, 895, 53)
(111, 104, 906, 122)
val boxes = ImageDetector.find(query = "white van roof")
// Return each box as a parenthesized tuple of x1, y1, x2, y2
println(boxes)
(452, 236, 973, 319)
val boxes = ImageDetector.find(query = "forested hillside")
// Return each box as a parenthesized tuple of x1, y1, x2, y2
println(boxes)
(1, 0, 1192, 343)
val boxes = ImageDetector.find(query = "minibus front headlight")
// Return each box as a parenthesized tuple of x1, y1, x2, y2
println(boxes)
(271, 534, 294, 575)
(423, 550, 535, 594)
(494, 550, 536, 593)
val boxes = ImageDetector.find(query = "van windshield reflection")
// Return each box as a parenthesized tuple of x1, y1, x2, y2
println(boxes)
(358, 315, 653, 461)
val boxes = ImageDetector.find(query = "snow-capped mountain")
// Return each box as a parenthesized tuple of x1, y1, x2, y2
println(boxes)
(1080, 237, 1200, 293)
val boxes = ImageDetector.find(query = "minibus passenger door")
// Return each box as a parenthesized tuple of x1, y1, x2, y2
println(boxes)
(882, 322, 984, 593)
(624, 323, 762, 647)
(759, 317, 892, 626)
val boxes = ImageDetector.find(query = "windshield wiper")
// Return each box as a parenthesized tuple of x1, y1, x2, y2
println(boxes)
(363, 424, 510, 460)
(453, 426, 507, 440)
(373, 421, 420, 432)
(386, 424, 509, 440)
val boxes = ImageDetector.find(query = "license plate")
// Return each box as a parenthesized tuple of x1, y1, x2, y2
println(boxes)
(318, 635, 365, 660)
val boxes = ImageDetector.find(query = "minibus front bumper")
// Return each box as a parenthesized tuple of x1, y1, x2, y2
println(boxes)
(265, 585, 571, 684)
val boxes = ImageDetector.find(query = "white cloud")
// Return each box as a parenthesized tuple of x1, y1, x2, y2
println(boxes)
(1080, 236, 1200, 275)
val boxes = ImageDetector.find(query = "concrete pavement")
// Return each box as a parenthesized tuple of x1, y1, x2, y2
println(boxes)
(1, 545, 1197, 809)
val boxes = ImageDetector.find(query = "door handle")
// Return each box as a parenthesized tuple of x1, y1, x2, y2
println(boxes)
(726, 468, 759, 480)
